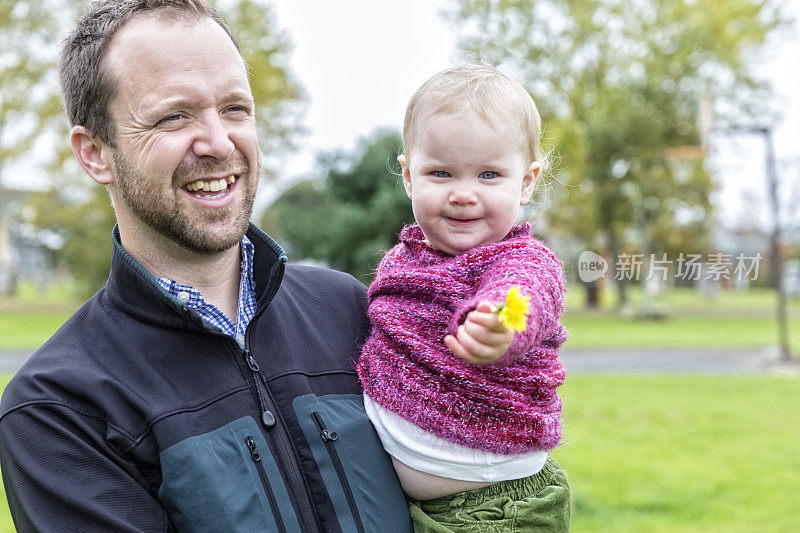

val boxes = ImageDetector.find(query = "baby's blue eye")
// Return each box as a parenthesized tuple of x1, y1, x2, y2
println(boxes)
(433, 170, 451, 178)
(479, 171, 498, 179)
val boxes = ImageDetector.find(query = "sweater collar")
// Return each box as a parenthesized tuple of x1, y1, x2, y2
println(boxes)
(103, 223, 287, 331)
(398, 222, 532, 256)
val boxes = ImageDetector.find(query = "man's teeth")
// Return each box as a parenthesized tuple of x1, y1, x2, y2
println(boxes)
(185, 175, 236, 192)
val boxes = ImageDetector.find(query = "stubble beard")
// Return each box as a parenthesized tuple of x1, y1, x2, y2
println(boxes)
(112, 150, 259, 255)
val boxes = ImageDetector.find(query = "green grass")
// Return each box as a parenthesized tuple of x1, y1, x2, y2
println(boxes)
(0, 309, 77, 350)
(0, 374, 796, 530)
(563, 286, 800, 352)
(0, 373, 14, 533)
(563, 313, 800, 349)
(553, 375, 800, 532)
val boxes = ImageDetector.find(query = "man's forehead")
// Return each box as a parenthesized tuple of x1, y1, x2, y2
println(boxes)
(105, 13, 246, 79)
(104, 13, 250, 105)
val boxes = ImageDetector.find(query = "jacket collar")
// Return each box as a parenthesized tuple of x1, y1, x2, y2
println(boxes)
(103, 223, 287, 331)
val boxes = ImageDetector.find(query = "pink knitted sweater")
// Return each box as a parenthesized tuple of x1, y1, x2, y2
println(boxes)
(357, 223, 568, 455)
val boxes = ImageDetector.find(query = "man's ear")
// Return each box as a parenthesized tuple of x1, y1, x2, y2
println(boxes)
(520, 161, 541, 205)
(398, 154, 412, 199)
(70, 126, 115, 185)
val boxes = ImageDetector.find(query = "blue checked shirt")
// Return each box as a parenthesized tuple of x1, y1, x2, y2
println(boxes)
(155, 237, 257, 348)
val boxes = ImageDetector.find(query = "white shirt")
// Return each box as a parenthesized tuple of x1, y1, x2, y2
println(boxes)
(364, 394, 548, 482)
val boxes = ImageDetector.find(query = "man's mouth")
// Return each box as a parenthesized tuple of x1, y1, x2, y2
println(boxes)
(183, 175, 236, 200)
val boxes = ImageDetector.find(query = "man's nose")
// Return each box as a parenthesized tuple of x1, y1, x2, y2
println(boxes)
(192, 113, 235, 161)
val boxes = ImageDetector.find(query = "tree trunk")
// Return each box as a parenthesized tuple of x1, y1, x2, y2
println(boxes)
(585, 280, 599, 309)
(608, 231, 628, 307)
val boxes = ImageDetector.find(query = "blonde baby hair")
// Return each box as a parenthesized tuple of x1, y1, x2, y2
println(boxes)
(402, 64, 543, 165)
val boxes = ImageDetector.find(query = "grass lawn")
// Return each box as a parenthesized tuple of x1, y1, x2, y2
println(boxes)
(563, 286, 800, 353)
(0, 309, 77, 351)
(0, 373, 14, 533)
(554, 375, 800, 532)
(0, 374, 796, 530)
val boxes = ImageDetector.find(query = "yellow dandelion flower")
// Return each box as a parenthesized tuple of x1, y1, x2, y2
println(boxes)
(496, 286, 531, 333)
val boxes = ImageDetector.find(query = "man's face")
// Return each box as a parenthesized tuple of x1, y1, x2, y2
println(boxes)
(103, 14, 259, 254)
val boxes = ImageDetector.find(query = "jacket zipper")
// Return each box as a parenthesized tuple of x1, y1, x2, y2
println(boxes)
(185, 257, 319, 529)
(242, 347, 317, 531)
(243, 349, 277, 427)
(230, 257, 317, 531)
(246, 436, 287, 533)
(310, 412, 365, 533)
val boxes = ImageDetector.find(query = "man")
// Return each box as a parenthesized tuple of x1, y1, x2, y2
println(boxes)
(0, 1, 412, 531)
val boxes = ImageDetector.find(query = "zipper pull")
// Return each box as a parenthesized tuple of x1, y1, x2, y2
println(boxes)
(311, 412, 339, 442)
(245, 436, 261, 462)
(244, 350, 260, 372)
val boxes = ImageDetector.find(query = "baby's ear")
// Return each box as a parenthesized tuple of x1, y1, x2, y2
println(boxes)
(398, 154, 412, 199)
(520, 161, 541, 205)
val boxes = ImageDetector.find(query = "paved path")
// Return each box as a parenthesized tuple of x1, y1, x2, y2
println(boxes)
(2, 347, 798, 375)
(0, 351, 31, 374)
(559, 347, 799, 375)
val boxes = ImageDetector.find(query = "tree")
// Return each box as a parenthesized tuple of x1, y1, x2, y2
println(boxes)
(447, 0, 783, 307)
(264, 130, 414, 282)
(0, 0, 75, 168)
(2, 0, 302, 296)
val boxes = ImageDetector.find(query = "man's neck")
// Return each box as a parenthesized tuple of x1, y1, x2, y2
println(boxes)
(119, 225, 242, 322)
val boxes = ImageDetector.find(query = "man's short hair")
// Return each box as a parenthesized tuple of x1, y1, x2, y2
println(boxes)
(402, 64, 543, 164)
(59, 0, 242, 146)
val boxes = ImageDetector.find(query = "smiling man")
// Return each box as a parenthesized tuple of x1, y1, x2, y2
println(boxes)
(0, 1, 411, 531)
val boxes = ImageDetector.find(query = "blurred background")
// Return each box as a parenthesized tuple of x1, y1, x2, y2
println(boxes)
(1, 0, 799, 531)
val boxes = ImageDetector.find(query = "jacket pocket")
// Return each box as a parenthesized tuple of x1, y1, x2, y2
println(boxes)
(158, 416, 301, 532)
(310, 411, 365, 532)
(293, 394, 412, 533)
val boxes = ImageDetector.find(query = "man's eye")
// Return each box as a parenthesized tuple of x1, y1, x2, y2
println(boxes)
(432, 170, 450, 178)
(158, 114, 183, 124)
(479, 171, 498, 179)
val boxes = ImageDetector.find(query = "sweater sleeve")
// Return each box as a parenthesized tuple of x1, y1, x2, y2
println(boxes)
(449, 239, 567, 366)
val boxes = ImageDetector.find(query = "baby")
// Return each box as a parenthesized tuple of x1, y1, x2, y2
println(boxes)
(356, 64, 570, 531)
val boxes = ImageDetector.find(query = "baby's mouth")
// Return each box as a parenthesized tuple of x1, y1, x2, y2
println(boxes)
(183, 175, 236, 199)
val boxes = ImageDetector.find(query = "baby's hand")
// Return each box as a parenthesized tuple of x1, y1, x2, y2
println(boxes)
(445, 301, 515, 365)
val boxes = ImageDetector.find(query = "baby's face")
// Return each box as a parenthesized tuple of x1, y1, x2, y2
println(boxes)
(400, 111, 539, 255)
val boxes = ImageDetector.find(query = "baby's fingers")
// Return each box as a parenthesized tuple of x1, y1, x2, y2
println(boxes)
(467, 310, 507, 333)
(444, 334, 476, 363)
(463, 318, 512, 347)
(454, 326, 504, 364)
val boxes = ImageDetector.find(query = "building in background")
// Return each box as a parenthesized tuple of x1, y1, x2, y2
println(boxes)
(0, 186, 53, 296)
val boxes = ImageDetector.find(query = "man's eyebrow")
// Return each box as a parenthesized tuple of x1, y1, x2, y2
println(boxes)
(223, 90, 255, 104)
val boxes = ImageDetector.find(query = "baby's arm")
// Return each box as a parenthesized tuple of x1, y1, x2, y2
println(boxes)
(444, 301, 514, 365)
(448, 240, 566, 366)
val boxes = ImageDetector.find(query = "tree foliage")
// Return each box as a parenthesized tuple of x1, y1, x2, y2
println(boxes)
(447, 0, 784, 303)
(264, 130, 414, 282)
(1, 0, 302, 296)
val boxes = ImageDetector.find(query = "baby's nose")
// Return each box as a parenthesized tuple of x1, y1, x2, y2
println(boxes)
(449, 187, 478, 205)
